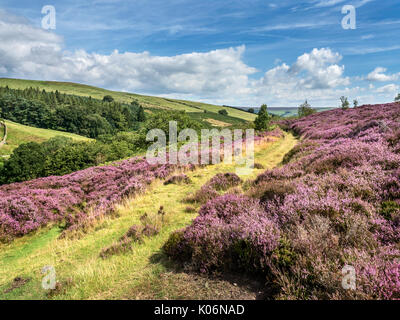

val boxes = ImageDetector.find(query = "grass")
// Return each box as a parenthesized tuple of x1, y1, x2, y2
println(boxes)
(0, 131, 297, 300)
(0, 120, 91, 156)
(0, 78, 256, 123)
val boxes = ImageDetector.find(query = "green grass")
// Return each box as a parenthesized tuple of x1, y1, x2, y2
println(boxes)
(0, 78, 256, 123)
(0, 120, 91, 156)
(0, 132, 297, 300)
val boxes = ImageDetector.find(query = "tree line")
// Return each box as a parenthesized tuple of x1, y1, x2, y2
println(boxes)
(0, 86, 146, 138)
(0, 109, 202, 184)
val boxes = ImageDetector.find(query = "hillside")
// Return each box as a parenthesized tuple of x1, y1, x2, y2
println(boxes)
(0, 130, 294, 299)
(0, 78, 256, 123)
(0, 120, 91, 157)
(1, 102, 400, 300)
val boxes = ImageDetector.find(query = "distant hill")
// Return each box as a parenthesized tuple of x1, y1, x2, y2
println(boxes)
(232, 106, 335, 117)
(0, 78, 256, 123)
(0, 120, 91, 157)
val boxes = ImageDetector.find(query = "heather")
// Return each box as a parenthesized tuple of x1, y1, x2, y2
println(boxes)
(184, 172, 242, 204)
(166, 102, 400, 300)
(0, 156, 179, 242)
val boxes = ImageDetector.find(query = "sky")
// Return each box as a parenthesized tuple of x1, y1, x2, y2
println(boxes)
(0, 0, 399, 108)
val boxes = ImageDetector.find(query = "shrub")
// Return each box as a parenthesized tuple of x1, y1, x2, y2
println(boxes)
(184, 185, 219, 204)
(206, 173, 242, 191)
(163, 229, 191, 261)
(248, 180, 296, 204)
(218, 109, 228, 116)
(102, 95, 114, 103)
(166, 194, 280, 273)
(298, 100, 316, 118)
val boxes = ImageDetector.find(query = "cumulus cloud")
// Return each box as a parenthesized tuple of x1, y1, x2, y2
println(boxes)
(260, 48, 349, 94)
(375, 83, 399, 94)
(0, 10, 395, 108)
(0, 10, 257, 99)
(366, 67, 400, 82)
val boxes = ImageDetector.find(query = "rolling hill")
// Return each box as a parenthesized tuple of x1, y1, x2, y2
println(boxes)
(0, 120, 91, 157)
(0, 78, 256, 123)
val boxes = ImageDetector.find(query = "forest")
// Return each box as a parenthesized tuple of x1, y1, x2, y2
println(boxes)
(0, 86, 145, 138)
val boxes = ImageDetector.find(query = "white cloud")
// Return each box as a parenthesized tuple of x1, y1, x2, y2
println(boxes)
(0, 10, 396, 108)
(261, 48, 349, 91)
(313, 0, 346, 8)
(366, 67, 400, 82)
(0, 11, 256, 98)
(375, 84, 399, 94)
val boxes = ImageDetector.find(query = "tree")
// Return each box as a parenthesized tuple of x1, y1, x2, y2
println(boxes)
(353, 99, 359, 108)
(340, 96, 350, 110)
(103, 95, 114, 103)
(298, 100, 316, 118)
(218, 109, 228, 116)
(136, 105, 146, 122)
(254, 104, 270, 131)
(395, 93, 400, 102)
(248, 108, 255, 114)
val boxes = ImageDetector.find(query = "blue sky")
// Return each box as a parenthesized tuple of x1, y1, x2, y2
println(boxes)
(0, 0, 399, 108)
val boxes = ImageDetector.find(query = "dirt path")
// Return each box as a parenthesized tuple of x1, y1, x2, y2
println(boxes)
(0, 132, 298, 300)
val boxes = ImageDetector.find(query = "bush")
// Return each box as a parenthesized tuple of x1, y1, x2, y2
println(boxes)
(184, 185, 219, 204)
(206, 173, 242, 191)
(102, 95, 114, 103)
(248, 180, 296, 204)
(218, 109, 228, 116)
(163, 229, 191, 261)
(165, 194, 280, 273)
(298, 100, 316, 118)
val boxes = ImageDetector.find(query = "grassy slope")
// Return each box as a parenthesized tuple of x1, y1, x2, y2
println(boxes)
(0, 78, 256, 122)
(0, 132, 297, 300)
(0, 120, 91, 157)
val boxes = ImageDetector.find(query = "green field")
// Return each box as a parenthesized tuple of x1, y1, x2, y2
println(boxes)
(0, 120, 91, 157)
(0, 78, 256, 123)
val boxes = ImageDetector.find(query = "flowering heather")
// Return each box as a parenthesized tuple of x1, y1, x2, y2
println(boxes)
(164, 194, 280, 273)
(0, 156, 180, 241)
(166, 102, 400, 300)
(206, 173, 242, 191)
(0, 129, 280, 242)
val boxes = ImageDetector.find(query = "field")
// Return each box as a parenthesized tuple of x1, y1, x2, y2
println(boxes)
(0, 131, 296, 299)
(0, 120, 91, 157)
(0, 78, 256, 123)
